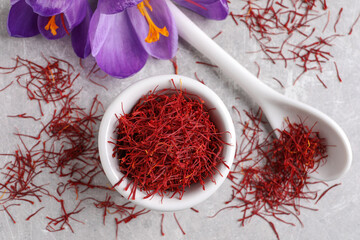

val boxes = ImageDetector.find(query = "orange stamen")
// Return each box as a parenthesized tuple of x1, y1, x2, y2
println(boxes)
(45, 16, 59, 36)
(137, 0, 169, 43)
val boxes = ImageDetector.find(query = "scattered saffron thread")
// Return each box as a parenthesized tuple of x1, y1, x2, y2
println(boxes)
(195, 61, 218, 68)
(26, 207, 45, 221)
(0, 56, 149, 238)
(315, 183, 342, 204)
(316, 75, 328, 88)
(212, 31, 223, 39)
(333, 8, 343, 33)
(334, 62, 343, 82)
(272, 77, 285, 88)
(0, 81, 13, 92)
(170, 57, 178, 75)
(349, 13, 360, 35)
(190, 207, 199, 213)
(161, 214, 165, 236)
(173, 213, 186, 235)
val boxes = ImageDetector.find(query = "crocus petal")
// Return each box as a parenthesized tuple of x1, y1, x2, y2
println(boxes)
(90, 10, 148, 78)
(10, 0, 21, 5)
(97, 0, 143, 15)
(38, 15, 68, 40)
(8, 0, 39, 37)
(63, 0, 88, 30)
(88, 9, 112, 57)
(127, 0, 178, 59)
(71, 6, 92, 58)
(173, 0, 229, 20)
(25, 0, 71, 16)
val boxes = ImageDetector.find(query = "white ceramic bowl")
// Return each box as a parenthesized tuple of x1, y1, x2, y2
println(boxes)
(98, 75, 236, 211)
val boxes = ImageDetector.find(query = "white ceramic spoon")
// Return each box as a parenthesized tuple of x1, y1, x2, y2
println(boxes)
(166, 0, 352, 180)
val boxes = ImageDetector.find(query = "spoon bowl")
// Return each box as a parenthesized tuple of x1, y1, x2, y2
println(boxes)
(261, 93, 352, 180)
(166, 0, 352, 180)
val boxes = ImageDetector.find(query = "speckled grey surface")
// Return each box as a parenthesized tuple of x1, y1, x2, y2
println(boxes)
(0, 1, 359, 240)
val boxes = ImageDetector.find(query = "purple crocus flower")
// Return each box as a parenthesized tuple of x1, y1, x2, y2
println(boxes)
(89, 0, 229, 78)
(7, 0, 93, 58)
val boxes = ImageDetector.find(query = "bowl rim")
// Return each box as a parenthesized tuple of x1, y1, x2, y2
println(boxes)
(98, 74, 236, 211)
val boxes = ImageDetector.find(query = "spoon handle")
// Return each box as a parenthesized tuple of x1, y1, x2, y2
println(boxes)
(166, 1, 282, 108)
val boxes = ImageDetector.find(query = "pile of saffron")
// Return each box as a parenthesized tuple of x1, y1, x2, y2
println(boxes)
(214, 108, 340, 239)
(111, 87, 227, 200)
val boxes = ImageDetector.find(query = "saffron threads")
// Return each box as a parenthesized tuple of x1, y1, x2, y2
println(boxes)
(190, 207, 199, 213)
(2, 204, 19, 224)
(211, 31, 223, 39)
(334, 8, 344, 33)
(0, 81, 13, 92)
(229, 1, 350, 84)
(315, 183, 341, 204)
(349, 13, 360, 35)
(195, 61, 218, 68)
(316, 74, 328, 88)
(169, 57, 179, 75)
(111, 86, 227, 199)
(334, 62, 343, 82)
(254, 61, 261, 78)
(114, 208, 151, 239)
(161, 214, 165, 236)
(0, 56, 149, 237)
(45, 198, 85, 233)
(216, 108, 338, 240)
(26, 207, 45, 221)
(272, 77, 285, 88)
(173, 213, 186, 235)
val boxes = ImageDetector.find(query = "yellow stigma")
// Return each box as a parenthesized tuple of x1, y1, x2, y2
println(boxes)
(45, 16, 59, 36)
(137, 0, 169, 43)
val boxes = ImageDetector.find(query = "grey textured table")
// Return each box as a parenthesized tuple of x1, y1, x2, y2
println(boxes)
(0, 1, 359, 240)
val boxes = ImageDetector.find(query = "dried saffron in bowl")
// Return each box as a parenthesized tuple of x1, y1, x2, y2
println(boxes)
(110, 87, 228, 200)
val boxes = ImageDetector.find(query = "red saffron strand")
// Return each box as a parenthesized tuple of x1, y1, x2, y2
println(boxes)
(254, 61, 261, 78)
(316, 75, 327, 88)
(184, 0, 206, 10)
(315, 183, 341, 204)
(272, 77, 285, 88)
(3, 205, 17, 224)
(173, 213, 186, 235)
(169, 57, 178, 75)
(60, 13, 70, 35)
(7, 113, 41, 121)
(322, 11, 330, 33)
(88, 78, 108, 91)
(194, 72, 205, 84)
(333, 8, 343, 33)
(26, 207, 45, 221)
(349, 13, 360, 35)
(0, 81, 13, 92)
(190, 207, 199, 213)
(334, 62, 343, 82)
(195, 61, 218, 68)
(212, 31, 223, 39)
(160, 214, 165, 236)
